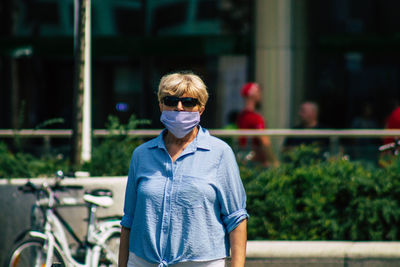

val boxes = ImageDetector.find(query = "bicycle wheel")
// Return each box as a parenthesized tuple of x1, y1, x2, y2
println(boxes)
(99, 231, 121, 267)
(4, 238, 65, 267)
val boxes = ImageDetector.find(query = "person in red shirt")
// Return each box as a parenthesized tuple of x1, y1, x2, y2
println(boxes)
(384, 106, 400, 145)
(236, 82, 279, 167)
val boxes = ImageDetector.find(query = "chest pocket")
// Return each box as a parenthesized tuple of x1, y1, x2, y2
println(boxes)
(175, 175, 210, 209)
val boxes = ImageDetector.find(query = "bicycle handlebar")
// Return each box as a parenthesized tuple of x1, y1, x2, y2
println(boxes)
(18, 182, 84, 193)
(379, 140, 400, 152)
(18, 181, 38, 193)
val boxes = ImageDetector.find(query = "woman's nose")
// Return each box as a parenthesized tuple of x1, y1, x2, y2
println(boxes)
(175, 101, 184, 111)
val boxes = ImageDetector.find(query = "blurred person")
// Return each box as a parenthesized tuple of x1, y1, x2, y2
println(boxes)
(380, 104, 400, 167)
(350, 101, 380, 162)
(283, 101, 330, 151)
(119, 72, 248, 267)
(383, 99, 399, 127)
(384, 105, 400, 145)
(236, 82, 279, 167)
(351, 101, 379, 129)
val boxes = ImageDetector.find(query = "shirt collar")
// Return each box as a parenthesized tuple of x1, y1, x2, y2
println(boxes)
(148, 126, 211, 151)
(195, 126, 211, 150)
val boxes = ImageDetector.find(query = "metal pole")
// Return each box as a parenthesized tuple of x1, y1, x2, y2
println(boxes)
(71, 0, 91, 167)
(81, 0, 91, 162)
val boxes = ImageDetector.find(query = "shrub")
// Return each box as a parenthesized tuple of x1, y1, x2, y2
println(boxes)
(242, 145, 400, 241)
(0, 115, 149, 178)
(0, 142, 68, 178)
(3, 125, 400, 241)
(82, 115, 150, 176)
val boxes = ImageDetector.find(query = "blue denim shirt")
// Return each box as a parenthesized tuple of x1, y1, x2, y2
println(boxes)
(121, 126, 249, 267)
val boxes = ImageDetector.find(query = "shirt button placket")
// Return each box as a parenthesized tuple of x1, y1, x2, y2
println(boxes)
(160, 161, 174, 255)
(162, 184, 171, 232)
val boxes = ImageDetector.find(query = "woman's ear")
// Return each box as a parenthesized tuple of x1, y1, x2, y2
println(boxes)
(199, 106, 205, 115)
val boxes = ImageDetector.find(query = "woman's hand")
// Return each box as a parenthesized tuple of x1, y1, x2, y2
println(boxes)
(229, 219, 247, 267)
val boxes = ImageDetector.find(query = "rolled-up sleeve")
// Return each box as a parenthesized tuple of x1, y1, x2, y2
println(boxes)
(217, 146, 249, 233)
(121, 152, 137, 229)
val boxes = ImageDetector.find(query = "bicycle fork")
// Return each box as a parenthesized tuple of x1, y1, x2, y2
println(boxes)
(42, 211, 68, 267)
(28, 226, 57, 267)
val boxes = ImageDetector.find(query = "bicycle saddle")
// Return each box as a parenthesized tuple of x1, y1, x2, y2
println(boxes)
(86, 189, 113, 197)
(83, 189, 113, 207)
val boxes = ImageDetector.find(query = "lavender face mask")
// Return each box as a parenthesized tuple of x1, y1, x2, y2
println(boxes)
(160, 111, 200, 138)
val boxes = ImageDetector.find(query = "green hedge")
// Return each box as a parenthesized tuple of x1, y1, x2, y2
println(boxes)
(1, 123, 400, 241)
(242, 145, 400, 241)
(0, 115, 149, 178)
(82, 115, 149, 176)
(0, 142, 69, 178)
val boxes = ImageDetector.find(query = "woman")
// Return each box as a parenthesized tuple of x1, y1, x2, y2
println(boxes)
(119, 72, 249, 267)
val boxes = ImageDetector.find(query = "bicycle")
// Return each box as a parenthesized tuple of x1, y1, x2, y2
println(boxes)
(378, 139, 400, 170)
(4, 171, 121, 267)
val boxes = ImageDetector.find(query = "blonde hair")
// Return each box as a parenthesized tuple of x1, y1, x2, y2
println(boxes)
(157, 72, 209, 107)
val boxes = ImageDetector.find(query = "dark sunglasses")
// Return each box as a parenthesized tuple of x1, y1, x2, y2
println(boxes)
(162, 96, 199, 107)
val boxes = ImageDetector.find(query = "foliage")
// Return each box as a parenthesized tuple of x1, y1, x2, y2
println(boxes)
(242, 145, 400, 241)
(82, 115, 150, 176)
(34, 118, 65, 129)
(2, 115, 69, 177)
(1, 114, 149, 178)
(2, 124, 400, 241)
(0, 142, 68, 178)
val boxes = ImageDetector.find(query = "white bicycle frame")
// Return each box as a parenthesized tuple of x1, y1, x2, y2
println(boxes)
(30, 189, 120, 267)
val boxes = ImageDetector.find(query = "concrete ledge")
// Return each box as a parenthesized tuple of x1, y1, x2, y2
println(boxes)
(0, 176, 126, 217)
(247, 241, 400, 258)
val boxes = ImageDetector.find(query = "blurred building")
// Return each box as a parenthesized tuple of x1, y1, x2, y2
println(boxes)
(1, 0, 400, 132)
